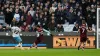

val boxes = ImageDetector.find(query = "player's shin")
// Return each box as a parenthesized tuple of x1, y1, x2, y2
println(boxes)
(78, 42, 82, 50)
(20, 43, 24, 50)
(34, 43, 37, 49)
(82, 42, 86, 51)
(14, 43, 20, 49)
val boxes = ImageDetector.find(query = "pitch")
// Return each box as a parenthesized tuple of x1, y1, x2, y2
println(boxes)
(0, 49, 100, 56)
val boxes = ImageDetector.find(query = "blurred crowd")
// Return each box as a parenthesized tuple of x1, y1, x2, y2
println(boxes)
(0, 0, 97, 32)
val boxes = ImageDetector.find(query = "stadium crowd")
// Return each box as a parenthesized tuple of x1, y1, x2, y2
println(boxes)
(0, 0, 97, 32)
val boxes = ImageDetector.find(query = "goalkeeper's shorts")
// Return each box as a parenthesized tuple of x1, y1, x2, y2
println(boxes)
(13, 36, 22, 43)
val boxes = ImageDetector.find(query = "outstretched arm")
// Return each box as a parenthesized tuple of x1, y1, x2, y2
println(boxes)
(43, 29, 50, 34)
(43, 29, 52, 36)
(36, 31, 39, 37)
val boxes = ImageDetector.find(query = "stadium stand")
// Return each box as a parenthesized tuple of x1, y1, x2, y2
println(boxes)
(0, 0, 97, 32)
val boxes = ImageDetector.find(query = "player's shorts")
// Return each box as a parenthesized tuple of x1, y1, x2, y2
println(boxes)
(13, 36, 22, 43)
(80, 37, 87, 42)
(35, 35, 43, 45)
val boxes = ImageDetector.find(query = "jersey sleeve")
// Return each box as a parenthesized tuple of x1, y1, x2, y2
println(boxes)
(43, 29, 50, 33)
(11, 27, 15, 32)
(18, 28, 21, 32)
(36, 31, 39, 37)
(43, 29, 51, 35)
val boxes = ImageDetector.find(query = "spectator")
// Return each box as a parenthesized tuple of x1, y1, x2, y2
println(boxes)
(31, 25, 36, 32)
(34, 13, 39, 25)
(11, 18, 18, 27)
(0, 25, 3, 32)
(5, 8, 13, 25)
(97, 1, 100, 8)
(90, 4, 96, 25)
(0, 0, 97, 32)
(67, 8, 75, 24)
(26, 12, 32, 25)
(28, 7, 35, 17)
(56, 24, 64, 32)
(87, 14, 92, 27)
(19, 15, 25, 26)
(20, 22, 27, 31)
(76, 15, 83, 26)
(51, 3, 57, 12)
(42, 17, 48, 30)
(5, 24, 11, 32)
(14, 9, 20, 22)
(87, 26, 94, 32)
(25, 25, 31, 32)
(73, 23, 79, 31)
(48, 20, 56, 31)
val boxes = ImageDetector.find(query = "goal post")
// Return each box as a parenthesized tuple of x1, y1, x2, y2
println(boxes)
(97, 8, 100, 49)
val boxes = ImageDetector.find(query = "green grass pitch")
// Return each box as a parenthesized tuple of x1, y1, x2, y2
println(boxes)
(0, 49, 100, 56)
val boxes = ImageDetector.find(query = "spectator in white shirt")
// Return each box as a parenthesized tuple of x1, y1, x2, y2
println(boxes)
(14, 9, 20, 22)
(28, 7, 35, 17)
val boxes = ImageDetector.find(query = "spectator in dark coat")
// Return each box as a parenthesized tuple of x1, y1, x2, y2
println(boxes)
(5, 8, 13, 25)
(11, 18, 18, 27)
(19, 15, 25, 26)
(87, 14, 92, 27)
(56, 24, 64, 32)
(0, 24, 3, 32)
(48, 19, 56, 31)
(73, 23, 79, 31)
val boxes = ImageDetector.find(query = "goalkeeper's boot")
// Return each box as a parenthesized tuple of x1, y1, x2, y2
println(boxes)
(14, 46, 17, 50)
(21, 47, 24, 50)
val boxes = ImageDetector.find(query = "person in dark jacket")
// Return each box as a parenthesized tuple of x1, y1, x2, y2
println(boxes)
(73, 23, 79, 31)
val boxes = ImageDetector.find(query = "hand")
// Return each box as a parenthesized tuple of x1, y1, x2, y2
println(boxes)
(50, 34, 53, 36)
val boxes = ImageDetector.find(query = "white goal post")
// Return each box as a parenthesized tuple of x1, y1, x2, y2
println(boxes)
(97, 8, 100, 49)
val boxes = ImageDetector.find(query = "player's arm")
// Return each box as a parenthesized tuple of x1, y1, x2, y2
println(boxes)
(11, 27, 14, 32)
(18, 28, 21, 32)
(43, 29, 52, 36)
(36, 31, 39, 37)
(43, 29, 50, 34)
(78, 29, 80, 33)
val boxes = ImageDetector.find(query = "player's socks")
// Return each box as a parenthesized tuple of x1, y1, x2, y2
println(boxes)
(30, 44, 33, 48)
(82, 47, 84, 51)
(78, 46, 80, 50)
(34, 45, 38, 49)
(35, 46, 38, 49)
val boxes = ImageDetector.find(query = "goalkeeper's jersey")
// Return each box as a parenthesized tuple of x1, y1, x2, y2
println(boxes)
(11, 26, 21, 37)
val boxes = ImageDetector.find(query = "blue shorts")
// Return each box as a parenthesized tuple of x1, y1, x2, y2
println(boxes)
(13, 36, 22, 43)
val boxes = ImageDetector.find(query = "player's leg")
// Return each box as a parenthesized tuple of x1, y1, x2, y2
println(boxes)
(78, 42, 82, 50)
(82, 42, 85, 51)
(13, 37, 19, 49)
(16, 36, 24, 50)
(34, 42, 38, 49)
(14, 43, 20, 50)
(82, 41, 86, 51)
(78, 37, 82, 50)
(19, 42, 24, 50)
(82, 37, 87, 51)
(29, 40, 39, 49)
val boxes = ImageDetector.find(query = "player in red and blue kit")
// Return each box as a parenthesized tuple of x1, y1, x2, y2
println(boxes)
(78, 24, 88, 50)
(28, 25, 52, 49)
